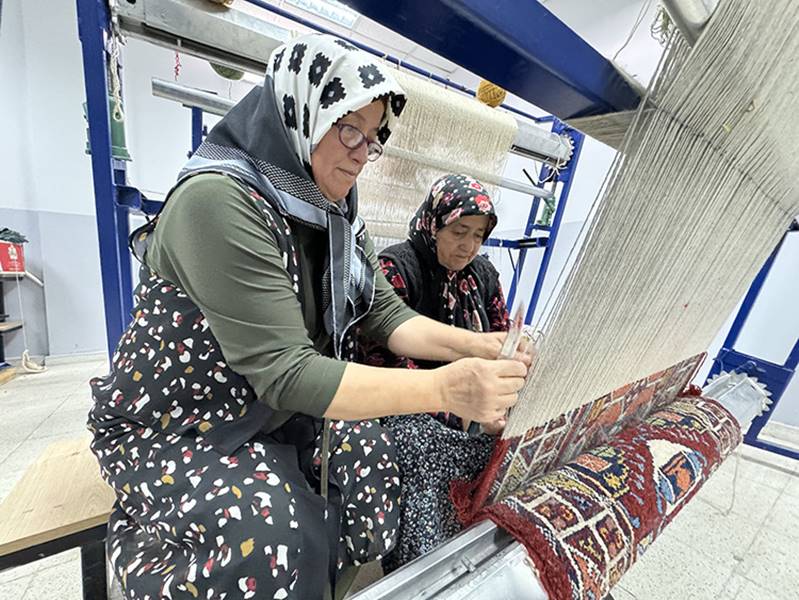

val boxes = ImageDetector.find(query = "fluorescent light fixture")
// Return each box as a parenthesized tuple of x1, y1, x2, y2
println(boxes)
(285, 0, 359, 28)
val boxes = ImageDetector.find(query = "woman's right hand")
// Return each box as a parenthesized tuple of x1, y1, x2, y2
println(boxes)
(434, 358, 527, 423)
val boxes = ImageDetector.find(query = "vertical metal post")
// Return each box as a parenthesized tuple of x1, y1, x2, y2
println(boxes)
(113, 166, 134, 319)
(506, 119, 563, 310)
(81, 539, 108, 600)
(76, 0, 127, 356)
(525, 125, 585, 325)
(504, 195, 544, 311)
(785, 334, 799, 372)
(0, 281, 7, 366)
(191, 107, 204, 155)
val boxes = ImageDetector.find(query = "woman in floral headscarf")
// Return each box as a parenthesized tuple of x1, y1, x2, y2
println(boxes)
(360, 174, 512, 571)
(369, 173, 509, 368)
(88, 35, 528, 600)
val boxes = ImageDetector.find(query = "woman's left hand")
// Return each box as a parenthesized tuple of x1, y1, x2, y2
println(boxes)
(470, 332, 531, 366)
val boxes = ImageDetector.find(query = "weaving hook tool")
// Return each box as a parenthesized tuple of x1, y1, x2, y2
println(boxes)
(466, 303, 526, 436)
(499, 302, 526, 360)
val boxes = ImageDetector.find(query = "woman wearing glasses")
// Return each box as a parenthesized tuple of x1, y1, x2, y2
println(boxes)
(87, 34, 527, 600)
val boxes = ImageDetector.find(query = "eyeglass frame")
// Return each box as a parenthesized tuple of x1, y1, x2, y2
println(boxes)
(334, 123, 384, 162)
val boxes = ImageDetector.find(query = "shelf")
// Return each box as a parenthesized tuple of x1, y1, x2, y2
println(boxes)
(0, 272, 26, 279)
(0, 321, 23, 334)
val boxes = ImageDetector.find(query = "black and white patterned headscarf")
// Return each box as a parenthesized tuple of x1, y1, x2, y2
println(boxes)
(155, 34, 407, 359)
(268, 34, 407, 169)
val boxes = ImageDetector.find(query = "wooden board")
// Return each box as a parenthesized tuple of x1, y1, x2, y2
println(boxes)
(0, 366, 16, 386)
(0, 436, 116, 557)
(0, 321, 22, 333)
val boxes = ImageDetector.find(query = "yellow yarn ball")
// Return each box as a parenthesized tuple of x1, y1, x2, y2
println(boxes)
(477, 80, 507, 108)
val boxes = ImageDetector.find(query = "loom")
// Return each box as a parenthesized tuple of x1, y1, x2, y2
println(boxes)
(77, 0, 798, 598)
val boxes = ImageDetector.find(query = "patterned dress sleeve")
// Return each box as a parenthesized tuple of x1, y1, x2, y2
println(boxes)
(486, 275, 511, 333)
(358, 257, 419, 369)
(358, 232, 418, 345)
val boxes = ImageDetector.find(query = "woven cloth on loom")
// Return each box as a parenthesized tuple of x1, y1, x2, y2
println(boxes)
(453, 394, 741, 600)
(461, 353, 706, 506)
(504, 0, 799, 442)
(356, 68, 517, 246)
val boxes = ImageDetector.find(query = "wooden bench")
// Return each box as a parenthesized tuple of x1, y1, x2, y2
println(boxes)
(0, 437, 116, 599)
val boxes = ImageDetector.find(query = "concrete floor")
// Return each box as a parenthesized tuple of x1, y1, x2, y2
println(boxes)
(1, 354, 797, 599)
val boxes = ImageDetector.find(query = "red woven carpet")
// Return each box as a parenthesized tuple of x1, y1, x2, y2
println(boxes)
(452, 358, 741, 600)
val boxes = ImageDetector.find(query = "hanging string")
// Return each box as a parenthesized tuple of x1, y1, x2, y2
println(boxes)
(174, 49, 182, 81)
(106, 0, 125, 122)
(612, 0, 656, 62)
(107, 32, 125, 122)
(650, 4, 674, 46)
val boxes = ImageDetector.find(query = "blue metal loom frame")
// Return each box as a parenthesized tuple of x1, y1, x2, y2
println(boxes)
(704, 224, 799, 461)
(338, 0, 642, 120)
(486, 122, 586, 325)
(76, 0, 131, 355)
(498, 121, 585, 324)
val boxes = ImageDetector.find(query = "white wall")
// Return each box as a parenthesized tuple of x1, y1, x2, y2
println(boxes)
(0, 0, 104, 359)
(21, 0, 95, 216)
(1, 0, 47, 358)
(0, 0, 34, 212)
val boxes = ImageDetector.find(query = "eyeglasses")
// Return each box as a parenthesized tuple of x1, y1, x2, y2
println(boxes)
(335, 123, 384, 162)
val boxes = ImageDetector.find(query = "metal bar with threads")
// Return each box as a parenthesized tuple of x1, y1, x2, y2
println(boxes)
(661, 0, 720, 45)
(151, 78, 571, 168)
(385, 146, 553, 200)
(151, 82, 553, 199)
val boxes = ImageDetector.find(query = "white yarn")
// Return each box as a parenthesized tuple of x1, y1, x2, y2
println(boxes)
(13, 273, 46, 374)
(357, 68, 517, 241)
(504, 0, 799, 440)
(611, 0, 656, 62)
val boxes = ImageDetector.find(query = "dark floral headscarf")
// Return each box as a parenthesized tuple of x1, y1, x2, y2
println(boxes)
(408, 174, 498, 331)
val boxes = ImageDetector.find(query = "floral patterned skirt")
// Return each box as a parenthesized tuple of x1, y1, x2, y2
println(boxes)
(380, 414, 494, 573)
